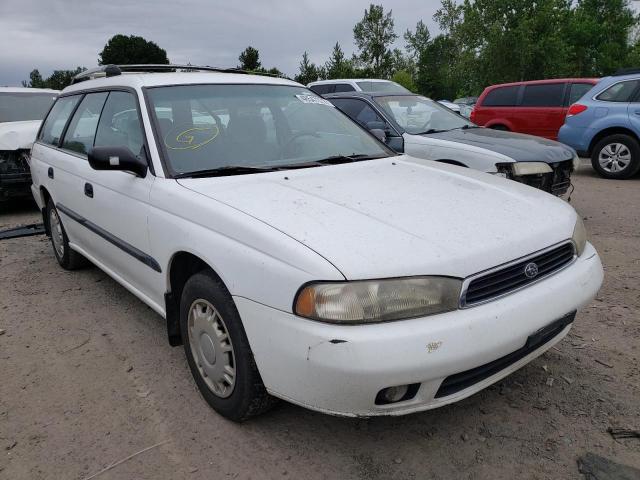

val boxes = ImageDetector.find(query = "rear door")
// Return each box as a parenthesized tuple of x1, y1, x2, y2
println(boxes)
(519, 82, 566, 139)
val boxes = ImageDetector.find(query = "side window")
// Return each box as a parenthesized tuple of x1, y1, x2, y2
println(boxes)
(39, 95, 81, 146)
(94, 92, 145, 156)
(521, 83, 565, 107)
(333, 83, 356, 93)
(330, 98, 386, 129)
(596, 80, 640, 102)
(481, 86, 519, 107)
(568, 83, 594, 105)
(309, 84, 331, 95)
(61, 92, 108, 156)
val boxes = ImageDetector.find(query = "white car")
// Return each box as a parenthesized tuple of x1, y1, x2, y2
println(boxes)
(308, 78, 410, 95)
(0, 87, 58, 201)
(30, 65, 603, 421)
(325, 92, 578, 196)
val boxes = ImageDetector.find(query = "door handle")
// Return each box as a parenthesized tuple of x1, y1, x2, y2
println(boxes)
(84, 183, 93, 198)
(48, 167, 54, 179)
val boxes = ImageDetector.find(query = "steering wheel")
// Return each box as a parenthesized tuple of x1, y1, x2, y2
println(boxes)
(282, 132, 320, 157)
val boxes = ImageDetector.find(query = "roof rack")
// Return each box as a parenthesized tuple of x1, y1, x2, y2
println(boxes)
(612, 67, 640, 76)
(71, 64, 272, 84)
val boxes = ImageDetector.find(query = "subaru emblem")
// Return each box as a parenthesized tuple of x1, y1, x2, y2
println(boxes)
(524, 262, 539, 279)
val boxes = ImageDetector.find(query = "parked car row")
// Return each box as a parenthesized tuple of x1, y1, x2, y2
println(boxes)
(22, 64, 602, 422)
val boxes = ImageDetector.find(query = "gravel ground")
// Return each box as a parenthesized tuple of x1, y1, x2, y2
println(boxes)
(1, 163, 638, 480)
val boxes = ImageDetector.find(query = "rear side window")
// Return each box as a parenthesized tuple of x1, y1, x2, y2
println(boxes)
(61, 92, 108, 156)
(596, 80, 640, 102)
(521, 83, 565, 107)
(94, 92, 145, 156)
(333, 83, 356, 93)
(568, 83, 594, 104)
(309, 84, 332, 95)
(39, 95, 81, 146)
(481, 86, 519, 107)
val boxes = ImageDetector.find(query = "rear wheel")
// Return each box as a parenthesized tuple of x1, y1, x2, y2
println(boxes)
(180, 270, 276, 421)
(46, 200, 87, 270)
(591, 134, 640, 179)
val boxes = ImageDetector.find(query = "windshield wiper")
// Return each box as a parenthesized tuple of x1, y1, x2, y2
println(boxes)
(314, 154, 384, 164)
(175, 165, 278, 178)
(416, 128, 446, 135)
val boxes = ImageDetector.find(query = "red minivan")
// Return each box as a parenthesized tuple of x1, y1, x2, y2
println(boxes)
(471, 78, 599, 140)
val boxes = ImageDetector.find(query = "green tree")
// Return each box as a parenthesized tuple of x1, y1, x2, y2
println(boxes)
(391, 69, 416, 92)
(22, 67, 86, 90)
(567, 0, 636, 76)
(238, 46, 261, 71)
(324, 42, 355, 79)
(294, 52, 322, 85)
(99, 34, 169, 65)
(404, 20, 431, 61)
(353, 4, 398, 77)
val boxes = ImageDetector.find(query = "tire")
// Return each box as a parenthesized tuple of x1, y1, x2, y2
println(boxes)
(45, 200, 88, 270)
(180, 270, 276, 421)
(591, 134, 640, 179)
(489, 124, 509, 131)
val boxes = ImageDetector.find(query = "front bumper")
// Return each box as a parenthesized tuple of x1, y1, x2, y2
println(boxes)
(236, 243, 603, 417)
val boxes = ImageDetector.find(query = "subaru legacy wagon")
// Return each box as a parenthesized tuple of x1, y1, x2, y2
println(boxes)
(29, 65, 603, 421)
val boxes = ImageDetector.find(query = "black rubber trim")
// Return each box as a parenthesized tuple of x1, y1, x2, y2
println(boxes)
(435, 311, 576, 398)
(56, 203, 161, 273)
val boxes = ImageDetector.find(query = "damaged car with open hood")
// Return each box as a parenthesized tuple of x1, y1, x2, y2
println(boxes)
(29, 65, 602, 421)
(0, 87, 58, 201)
(325, 91, 579, 196)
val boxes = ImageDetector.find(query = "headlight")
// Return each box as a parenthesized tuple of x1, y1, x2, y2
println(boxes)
(572, 153, 581, 172)
(511, 162, 553, 176)
(572, 216, 587, 256)
(294, 277, 462, 323)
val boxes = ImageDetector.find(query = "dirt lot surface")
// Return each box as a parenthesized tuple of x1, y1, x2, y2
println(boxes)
(1, 163, 639, 480)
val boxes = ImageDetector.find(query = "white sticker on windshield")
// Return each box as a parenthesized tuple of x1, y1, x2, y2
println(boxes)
(296, 94, 334, 106)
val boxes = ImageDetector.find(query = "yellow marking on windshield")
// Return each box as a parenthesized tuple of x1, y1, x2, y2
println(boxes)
(165, 125, 219, 150)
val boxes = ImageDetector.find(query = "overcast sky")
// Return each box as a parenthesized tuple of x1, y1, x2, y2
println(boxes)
(0, 0, 442, 86)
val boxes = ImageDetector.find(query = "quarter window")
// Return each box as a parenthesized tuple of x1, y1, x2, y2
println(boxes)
(568, 83, 593, 105)
(61, 92, 108, 156)
(39, 95, 81, 146)
(94, 91, 145, 156)
(521, 83, 565, 107)
(596, 80, 640, 102)
(482, 86, 519, 107)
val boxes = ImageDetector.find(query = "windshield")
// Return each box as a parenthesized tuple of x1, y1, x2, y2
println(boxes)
(0, 92, 57, 123)
(146, 84, 391, 175)
(374, 95, 474, 135)
(356, 81, 410, 93)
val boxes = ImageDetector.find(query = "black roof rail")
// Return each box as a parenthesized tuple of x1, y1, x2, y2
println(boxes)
(71, 64, 283, 84)
(612, 67, 640, 76)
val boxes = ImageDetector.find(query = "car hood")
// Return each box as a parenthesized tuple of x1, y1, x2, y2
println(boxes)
(422, 127, 575, 163)
(0, 120, 41, 151)
(177, 156, 577, 280)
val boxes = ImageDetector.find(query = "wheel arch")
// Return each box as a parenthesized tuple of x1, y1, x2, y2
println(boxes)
(165, 250, 229, 346)
(39, 186, 52, 236)
(588, 127, 639, 156)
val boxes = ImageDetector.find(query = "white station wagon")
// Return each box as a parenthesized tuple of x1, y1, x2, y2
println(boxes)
(30, 65, 603, 421)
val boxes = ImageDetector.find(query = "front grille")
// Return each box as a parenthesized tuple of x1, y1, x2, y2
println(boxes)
(435, 311, 576, 398)
(461, 242, 575, 307)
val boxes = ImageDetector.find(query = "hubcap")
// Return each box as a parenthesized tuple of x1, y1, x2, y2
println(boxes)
(599, 143, 631, 173)
(187, 299, 236, 398)
(49, 208, 64, 258)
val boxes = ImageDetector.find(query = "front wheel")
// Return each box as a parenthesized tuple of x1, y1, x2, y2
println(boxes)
(180, 271, 276, 421)
(591, 134, 640, 179)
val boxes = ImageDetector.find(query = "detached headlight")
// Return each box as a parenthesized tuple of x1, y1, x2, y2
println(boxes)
(572, 216, 587, 256)
(572, 153, 581, 172)
(511, 162, 553, 176)
(294, 277, 462, 323)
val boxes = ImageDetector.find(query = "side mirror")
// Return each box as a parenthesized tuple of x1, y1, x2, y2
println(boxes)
(88, 146, 147, 178)
(369, 128, 387, 143)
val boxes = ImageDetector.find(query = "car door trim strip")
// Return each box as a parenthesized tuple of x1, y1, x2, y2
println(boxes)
(56, 203, 162, 273)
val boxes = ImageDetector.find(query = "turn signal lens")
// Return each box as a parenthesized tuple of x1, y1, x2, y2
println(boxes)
(572, 216, 587, 256)
(567, 104, 588, 116)
(294, 277, 462, 323)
